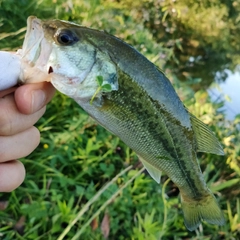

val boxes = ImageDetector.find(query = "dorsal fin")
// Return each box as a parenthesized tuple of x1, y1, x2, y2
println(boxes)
(190, 114, 224, 155)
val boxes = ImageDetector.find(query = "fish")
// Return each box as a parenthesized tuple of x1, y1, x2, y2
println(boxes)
(18, 16, 225, 231)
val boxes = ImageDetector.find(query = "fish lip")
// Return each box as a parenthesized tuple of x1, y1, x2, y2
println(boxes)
(21, 16, 44, 63)
(18, 16, 53, 84)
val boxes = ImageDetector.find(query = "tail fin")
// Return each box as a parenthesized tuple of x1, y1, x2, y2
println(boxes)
(181, 192, 225, 231)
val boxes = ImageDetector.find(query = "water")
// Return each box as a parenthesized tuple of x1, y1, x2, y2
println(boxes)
(208, 71, 240, 120)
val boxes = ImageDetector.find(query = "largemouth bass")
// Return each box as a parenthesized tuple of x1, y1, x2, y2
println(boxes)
(18, 16, 225, 231)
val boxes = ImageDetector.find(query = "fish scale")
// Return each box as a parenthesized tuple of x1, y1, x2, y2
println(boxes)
(81, 67, 206, 198)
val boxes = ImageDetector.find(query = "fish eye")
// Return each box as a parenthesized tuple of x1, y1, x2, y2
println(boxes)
(56, 29, 79, 46)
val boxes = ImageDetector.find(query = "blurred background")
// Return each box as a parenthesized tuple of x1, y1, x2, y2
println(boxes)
(0, 0, 239, 239)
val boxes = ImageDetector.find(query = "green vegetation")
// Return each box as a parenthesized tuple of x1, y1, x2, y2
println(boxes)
(90, 76, 112, 105)
(0, 0, 239, 239)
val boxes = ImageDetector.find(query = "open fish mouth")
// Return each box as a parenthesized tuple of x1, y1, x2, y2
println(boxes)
(21, 16, 44, 64)
(17, 16, 53, 84)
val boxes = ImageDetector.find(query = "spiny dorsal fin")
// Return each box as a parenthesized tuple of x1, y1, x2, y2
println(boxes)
(190, 114, 224, 155)
(138, 156, 161, 183)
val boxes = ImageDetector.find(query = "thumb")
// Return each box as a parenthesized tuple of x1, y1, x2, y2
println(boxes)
(15, 82, 56, 114)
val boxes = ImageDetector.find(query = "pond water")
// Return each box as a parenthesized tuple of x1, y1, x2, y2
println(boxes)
(208, 71, 240, 120)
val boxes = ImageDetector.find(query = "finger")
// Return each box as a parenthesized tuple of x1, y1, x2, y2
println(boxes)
(0, 94, 45, 136)
(0, 160, 25, 192)
(15, 82, 55, 114)
(0, 126, 40, 162)
(0, 87, 17, 98)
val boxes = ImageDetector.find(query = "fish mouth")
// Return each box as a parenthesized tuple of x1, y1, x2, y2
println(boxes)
(22, 16, 44, 63)
(18, 16, 53, 84)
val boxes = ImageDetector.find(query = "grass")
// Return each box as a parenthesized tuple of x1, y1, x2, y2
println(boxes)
(0, 0, 240, 239)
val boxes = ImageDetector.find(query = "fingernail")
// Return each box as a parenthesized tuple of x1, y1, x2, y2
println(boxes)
(32, 90, 46, 112)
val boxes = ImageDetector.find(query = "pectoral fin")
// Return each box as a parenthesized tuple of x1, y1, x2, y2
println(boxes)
(138, 156, 161, 183)
(190, 114, 224, 155)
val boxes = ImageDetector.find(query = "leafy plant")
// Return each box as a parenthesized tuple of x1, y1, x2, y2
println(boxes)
(90, 76, 112, 104)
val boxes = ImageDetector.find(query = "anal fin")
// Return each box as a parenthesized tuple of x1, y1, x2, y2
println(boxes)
(138, 156, 161, 183)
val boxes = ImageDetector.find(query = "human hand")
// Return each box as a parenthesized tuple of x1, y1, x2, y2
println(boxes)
(0, 82, 55, 192)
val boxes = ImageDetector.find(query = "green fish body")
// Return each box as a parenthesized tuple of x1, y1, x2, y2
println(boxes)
(19, 16, 225, 231)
